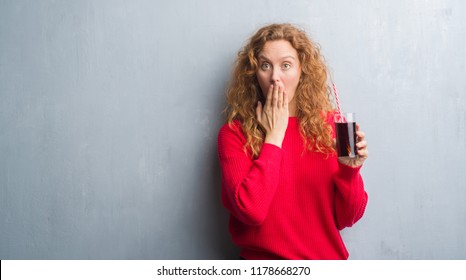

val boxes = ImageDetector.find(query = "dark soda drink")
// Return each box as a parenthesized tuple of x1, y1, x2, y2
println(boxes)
(335, 122, 357, 158)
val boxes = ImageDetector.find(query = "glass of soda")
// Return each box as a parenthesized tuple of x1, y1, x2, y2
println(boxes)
(334, 112, 357, 158)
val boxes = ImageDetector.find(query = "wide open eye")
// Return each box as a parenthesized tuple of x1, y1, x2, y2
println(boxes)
(260, 62, 271, 70)
(282, 63, 292, 70)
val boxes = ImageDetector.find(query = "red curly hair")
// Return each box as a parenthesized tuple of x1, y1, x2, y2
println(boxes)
(225, 23, 335, 158)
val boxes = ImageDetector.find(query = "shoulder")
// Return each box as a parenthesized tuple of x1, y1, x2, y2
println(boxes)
(323, 110, 337, 125)
(218, 120, 249, 157)
(218, 120, 246, 145)
(322, 110, 337, 138)
(219, 120, 242, 137)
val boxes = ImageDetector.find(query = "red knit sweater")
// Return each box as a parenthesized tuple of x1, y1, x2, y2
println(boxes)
(217, 116, 368, 260)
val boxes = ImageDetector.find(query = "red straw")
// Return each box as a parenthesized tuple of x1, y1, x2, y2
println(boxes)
(332, 82, 342, 115)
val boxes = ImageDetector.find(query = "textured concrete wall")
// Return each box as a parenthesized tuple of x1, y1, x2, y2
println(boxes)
(1, 0, 465, 259)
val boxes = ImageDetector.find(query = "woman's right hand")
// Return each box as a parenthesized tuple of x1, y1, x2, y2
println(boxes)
(256, 84, 289, 148)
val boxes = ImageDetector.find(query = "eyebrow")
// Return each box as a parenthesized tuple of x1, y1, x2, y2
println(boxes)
(258, 55, 296, 61)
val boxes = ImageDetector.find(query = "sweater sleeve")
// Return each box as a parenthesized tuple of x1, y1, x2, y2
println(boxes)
(333, 164, 368, 230)
(217, 123, 283, 226)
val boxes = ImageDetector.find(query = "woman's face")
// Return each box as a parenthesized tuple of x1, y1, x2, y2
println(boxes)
(256, 40, 302, 106)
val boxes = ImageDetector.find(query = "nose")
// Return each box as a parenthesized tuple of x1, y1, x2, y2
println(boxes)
(270, 68, 280, 85)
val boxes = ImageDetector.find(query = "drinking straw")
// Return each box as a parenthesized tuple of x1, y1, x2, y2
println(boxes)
(332, 82, 342, 116)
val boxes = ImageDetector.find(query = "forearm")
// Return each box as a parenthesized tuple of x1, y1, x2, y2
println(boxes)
(220, 143, 283, 225)
(334, 164, 368, 230)
(264, 132, 285, 148)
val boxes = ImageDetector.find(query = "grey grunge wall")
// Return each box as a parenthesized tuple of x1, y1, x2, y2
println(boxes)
(1, 0, 465, 259)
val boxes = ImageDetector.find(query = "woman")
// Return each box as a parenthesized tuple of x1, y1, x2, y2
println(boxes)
(217, 23, 368, 260)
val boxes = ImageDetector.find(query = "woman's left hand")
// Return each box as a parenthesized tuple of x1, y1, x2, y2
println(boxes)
(338, 124, 369, 168)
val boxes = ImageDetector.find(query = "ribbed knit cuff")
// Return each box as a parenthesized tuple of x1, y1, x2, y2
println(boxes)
(337, 163, 362, 181)
(259, 143, 283, 160)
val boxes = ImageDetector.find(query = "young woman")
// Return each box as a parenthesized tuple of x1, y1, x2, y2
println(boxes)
(218, 23, 368, 260)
